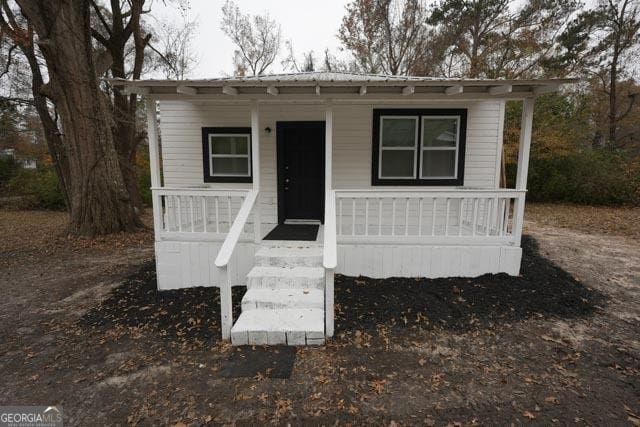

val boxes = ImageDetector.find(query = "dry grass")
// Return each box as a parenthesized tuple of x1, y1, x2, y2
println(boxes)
(0, 210, 69, 254)
(0, 209, 153, 267)
(525, 203, 640, 240)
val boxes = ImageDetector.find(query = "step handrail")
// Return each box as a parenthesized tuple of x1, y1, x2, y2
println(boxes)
(215, 189, 258, 267)
(323, 190, 337, 270)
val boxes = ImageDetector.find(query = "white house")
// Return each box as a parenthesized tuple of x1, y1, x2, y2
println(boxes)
(113, 72, 575, 346)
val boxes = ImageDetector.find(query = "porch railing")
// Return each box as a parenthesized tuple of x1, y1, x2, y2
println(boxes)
(151, 187, 254, 240)
(334, 189, 526, 246)
(215, 190, 259, 340)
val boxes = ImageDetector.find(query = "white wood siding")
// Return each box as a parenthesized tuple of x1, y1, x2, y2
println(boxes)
(158, 100, 504, 226)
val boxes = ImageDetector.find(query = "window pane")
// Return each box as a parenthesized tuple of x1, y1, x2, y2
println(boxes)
(211, 135, 249, 154)
(422, 150, 456, 178)
(380, 150, 415, 178)
(381, 118, 416, 147)
(422, 118, 458, 147)
(211, 157, 249, 175)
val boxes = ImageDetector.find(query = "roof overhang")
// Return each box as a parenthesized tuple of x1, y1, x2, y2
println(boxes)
(108, 76, 579, 102)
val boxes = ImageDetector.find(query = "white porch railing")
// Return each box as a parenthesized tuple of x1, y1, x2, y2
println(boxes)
(151, 187, 259, 340)
(151, 187, 254, 240)
(334, 189, 526, 246)
(215, 190, 259, 339)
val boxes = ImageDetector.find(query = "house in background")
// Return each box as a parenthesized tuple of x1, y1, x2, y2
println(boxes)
(0, 148, 16, 158)
(0, 148, 37, 169)
(113, 72, 575, 346)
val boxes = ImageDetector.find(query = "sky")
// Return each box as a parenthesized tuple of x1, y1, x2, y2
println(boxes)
(151, 0, 350, 78)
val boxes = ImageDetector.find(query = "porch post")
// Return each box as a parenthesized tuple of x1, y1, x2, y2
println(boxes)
(512, 97, 534, 246)
(515, 98, 534, 190)
(325, 106, 333, 190)
(145, 98, 162, 235)
(324, 105, 334, 338)
(251, 106, 261, 242)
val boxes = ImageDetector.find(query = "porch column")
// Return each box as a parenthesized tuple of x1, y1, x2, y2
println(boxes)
(512, 97, 534, 246)
(251, 106, 261, 242)
(324, 105, 334, 338)
(145, 98, 162, 236)
(325, 106, 333, 190)
(515, 98, 534, 190)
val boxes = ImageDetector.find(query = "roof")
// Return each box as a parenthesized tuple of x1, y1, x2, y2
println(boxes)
(109, 71, 579, 100)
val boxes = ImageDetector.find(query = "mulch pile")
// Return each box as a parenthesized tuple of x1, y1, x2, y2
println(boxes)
(335, 236, 605, 332)
(82, 264, 246, 347)
(82, 235, 605, 344)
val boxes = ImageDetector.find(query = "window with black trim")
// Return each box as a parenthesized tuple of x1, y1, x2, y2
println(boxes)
(372, 109, 467, 186)
(201, 127, 252, 183)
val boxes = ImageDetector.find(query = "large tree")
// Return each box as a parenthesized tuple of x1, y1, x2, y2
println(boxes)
(150, 18, 199, 80)
(10, 0, 142, 235)
(221, 0, 281, 76)
(427, 0, 579, 78)
(338, 0, 437, 75)
(557, 0, 640, 146)
(90, 0, 151, 212)
(1, 1, 72, 208)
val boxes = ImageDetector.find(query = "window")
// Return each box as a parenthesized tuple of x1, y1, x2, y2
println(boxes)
(420, 117, 460, 179)
(201, 127, 252, 183)
(372, 109, 466, 186)
(379, 116, 418, 179)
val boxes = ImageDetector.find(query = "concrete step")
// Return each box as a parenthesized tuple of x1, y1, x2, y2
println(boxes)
(246, 266, 325, 289)
(241, 288, 324, 311)
(255, 246, 323, 267)
(231, 308, 325, 346)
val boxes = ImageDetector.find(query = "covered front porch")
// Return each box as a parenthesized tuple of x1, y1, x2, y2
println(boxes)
(119, 72, 569, 343)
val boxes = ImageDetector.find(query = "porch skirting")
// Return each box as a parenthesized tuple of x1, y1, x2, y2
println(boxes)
(155, 241, 256, 290)
(154, 240, 521, 291)
(336, 244, 522, 278)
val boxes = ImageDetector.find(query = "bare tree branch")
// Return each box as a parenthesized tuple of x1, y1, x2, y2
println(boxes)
(221, 1, 281, 76)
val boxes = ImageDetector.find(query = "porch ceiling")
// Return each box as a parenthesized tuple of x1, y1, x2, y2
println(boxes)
(108, 72, 579, 101)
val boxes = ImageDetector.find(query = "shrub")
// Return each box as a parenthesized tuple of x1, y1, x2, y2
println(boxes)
(6, 167, 65, 209)
(0, 156, 20, 186)
(507, 150, 639, 205)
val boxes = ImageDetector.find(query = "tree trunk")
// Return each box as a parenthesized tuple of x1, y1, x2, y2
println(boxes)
(17, 0, 142, 235)
(22, 27, 72, 209)
(97, 0, 147, 212)
(608, 55, 618, 146)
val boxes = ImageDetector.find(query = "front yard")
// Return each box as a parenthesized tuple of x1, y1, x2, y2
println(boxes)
(0, 205, 639, 425)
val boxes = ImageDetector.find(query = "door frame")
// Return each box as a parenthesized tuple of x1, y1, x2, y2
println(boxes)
(276, 121, 326, 224)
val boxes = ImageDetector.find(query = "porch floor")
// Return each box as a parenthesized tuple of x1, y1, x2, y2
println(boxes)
(261, 224, 324, 244)
(263, 224, 320, 241)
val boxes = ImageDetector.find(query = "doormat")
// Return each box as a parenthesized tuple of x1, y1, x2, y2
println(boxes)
(219, 346, 296, 379)
(263, 224, 319, 241)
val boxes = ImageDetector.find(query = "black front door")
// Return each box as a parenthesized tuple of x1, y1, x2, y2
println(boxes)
(277, 121, 325, 223)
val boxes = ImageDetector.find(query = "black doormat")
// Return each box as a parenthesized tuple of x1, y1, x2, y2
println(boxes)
(263, 224, 319, 241)
(219, 346, 296, 378)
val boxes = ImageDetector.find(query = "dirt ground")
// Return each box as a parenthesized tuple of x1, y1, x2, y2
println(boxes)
(0, 205, 639, 425)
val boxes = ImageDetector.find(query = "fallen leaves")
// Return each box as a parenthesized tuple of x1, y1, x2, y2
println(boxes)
(540, 334, 565, 345)
(625, 405, 640, 426)
(544, 396, 559, 404)
(526, 203, 640, 241)
(274, 398, 292, 418)
(370, 379, 387, 394)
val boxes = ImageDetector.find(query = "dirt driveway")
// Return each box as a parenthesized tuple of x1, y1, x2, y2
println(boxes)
(0, 206, 638, 425)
